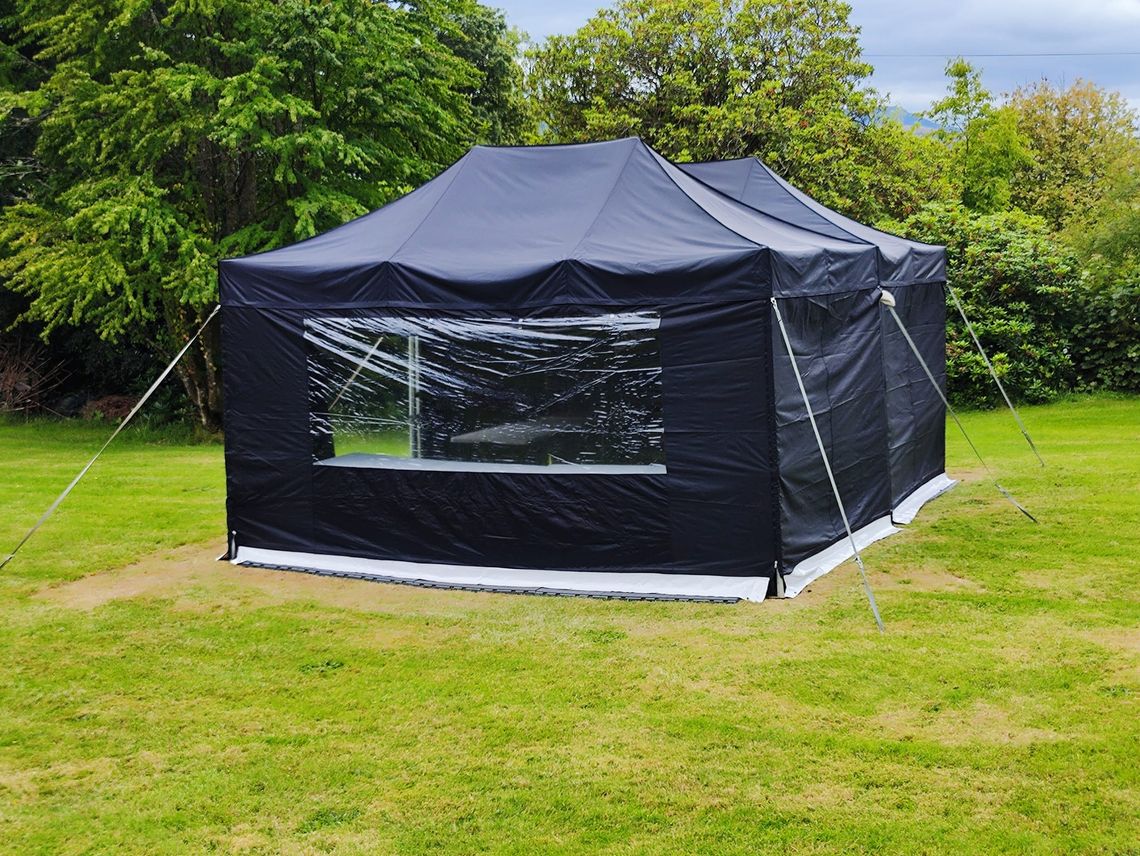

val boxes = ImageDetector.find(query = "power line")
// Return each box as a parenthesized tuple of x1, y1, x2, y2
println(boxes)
(866, 51, 1140, 58)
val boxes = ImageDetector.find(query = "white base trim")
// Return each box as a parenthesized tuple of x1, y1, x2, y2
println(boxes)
(782, 515, 898, 598)
(778, 473, 957, 598)
(892, 472, 957, 525)
(231, 546, 771, 602)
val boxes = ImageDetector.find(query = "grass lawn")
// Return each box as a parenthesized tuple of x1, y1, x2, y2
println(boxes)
(329, 428, 411, 458)
(0, 396, 1137, 854)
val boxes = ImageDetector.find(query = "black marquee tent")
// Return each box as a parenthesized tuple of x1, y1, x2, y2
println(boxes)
(680, 158, 954, 532)
(218, 137, 952, 602)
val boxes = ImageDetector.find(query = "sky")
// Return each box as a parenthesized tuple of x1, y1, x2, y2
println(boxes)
(495, 0, 1140, 113)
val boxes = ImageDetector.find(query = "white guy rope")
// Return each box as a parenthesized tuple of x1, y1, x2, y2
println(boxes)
(771, 298, 885, 632)
(1, 305, 222, 570)
(884, 299, 1038, 523)
(946, 282, 1044, 466)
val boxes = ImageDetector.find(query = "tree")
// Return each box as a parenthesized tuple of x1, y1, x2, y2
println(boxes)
(924, 58, 1031, 213)
(1001, 80, 1140, 394)
(845, 118, 954, 223)
(441, 4, 534, 145)
(0, 0, 518, 431)
(1070, 254, 1140, 394)
(1057, 125, 1140, 395)
(1063, 157, 1140, 267)
(924, 57, 991, 141)
(0, 0, 44, 210)
(1008, 78, 1140, 230)
(960, 106, 1032, 213)
(526, 0, 942, 220)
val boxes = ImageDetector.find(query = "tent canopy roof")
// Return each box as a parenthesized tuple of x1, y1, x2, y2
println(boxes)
(221, 138, 880, 309)
(679, 157, 946, 286)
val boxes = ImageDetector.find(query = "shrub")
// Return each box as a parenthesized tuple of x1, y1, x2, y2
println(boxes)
(0, 338, 67, 414)
(884, 203, 1080, 408)
(1072, 257, 1140, 393)
(80, 394, 140, 422)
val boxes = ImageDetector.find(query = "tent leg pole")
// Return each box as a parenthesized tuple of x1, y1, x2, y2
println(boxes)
(407, 336, 415, 457)
(883, 297, 1038, 523)
(771, 298, 885, 633)
(408, 335, 421, 458)
(1, 305, 222, 571)
(946, 282, 1044, 466)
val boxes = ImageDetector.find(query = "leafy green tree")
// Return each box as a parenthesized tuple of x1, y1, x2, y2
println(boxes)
(441, 4, 534, 145)
(0, 0, 45, 346)
(0, 0, 517, 431)
(1061, 149, 1140, 394)
(846, 118, 954, 222)
(526, 0, 943, 221)
(887, 203, 1080, 407)
(1008, 78, 1140, 230)
(924, 58, 1031, 213)
(0, 0, 43, 210)
(999, 80, 1140, 393)
(960, 106, 1032, 213)
(1063, 157, 1140, 275)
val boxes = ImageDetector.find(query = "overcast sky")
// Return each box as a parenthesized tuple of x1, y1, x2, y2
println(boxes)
(497, 0, 1140, 112)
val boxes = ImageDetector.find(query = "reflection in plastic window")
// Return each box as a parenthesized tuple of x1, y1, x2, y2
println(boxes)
(305, 314, 667, 474)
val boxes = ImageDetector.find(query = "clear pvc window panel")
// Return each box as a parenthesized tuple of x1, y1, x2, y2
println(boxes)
(305, 314, 667, 474)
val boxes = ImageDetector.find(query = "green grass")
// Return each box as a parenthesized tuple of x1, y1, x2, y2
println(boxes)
(0, 397, 1137, 854)
(0, 418, 224, 588)
(332, 428, 411, 458)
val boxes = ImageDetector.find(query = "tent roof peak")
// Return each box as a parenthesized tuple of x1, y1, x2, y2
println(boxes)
(220, 138, 883, 305)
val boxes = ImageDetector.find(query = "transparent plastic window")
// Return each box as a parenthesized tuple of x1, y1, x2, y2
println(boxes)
(304, 313, 667, 473)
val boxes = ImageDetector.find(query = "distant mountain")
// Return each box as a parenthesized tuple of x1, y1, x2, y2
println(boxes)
(881, 106, 942, 135)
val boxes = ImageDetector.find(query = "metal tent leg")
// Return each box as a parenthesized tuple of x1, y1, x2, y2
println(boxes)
(772, 298, 885, 632)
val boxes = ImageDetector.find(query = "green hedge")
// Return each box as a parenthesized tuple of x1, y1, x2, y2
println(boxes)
(886, 203, 1080, 408)
(1072, 258, 1140, 394)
